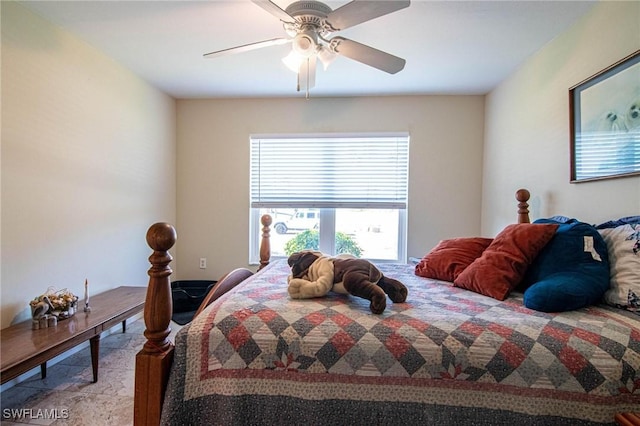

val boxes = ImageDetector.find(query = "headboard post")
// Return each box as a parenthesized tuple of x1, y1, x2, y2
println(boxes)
(134, 222, 177, 426)
(258, 214, 272, 271)
(516, 189, 531, 224)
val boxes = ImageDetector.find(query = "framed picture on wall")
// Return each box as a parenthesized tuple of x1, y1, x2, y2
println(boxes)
(569, 50, 640, 183)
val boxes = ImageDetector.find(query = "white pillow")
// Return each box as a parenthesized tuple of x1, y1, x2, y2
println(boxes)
(599, 224, 640, 311)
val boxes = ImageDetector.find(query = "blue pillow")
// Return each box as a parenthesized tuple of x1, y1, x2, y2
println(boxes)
(522, 218, 610, 312)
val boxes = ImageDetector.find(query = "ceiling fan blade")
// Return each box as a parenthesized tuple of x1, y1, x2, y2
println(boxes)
(203, 38, 290, 59)
(298, 56, 317, 92)
(325, 0, 410, 31)
(251, 0, 295, 22)
(329, 37, 405, 74)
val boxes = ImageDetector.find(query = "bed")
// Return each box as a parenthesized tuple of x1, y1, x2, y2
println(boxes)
(134, 189, 640, 425)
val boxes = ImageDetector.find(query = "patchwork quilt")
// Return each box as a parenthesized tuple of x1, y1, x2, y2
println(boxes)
(161, 260, 640, 425)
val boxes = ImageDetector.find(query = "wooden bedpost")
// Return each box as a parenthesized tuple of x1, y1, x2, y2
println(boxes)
(516, 189, 531, 224)
(258, 214, 272, 271)
(134, 222, 177, 426)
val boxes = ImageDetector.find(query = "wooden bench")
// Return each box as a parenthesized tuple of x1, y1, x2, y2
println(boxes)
(1, 286, 146, 384)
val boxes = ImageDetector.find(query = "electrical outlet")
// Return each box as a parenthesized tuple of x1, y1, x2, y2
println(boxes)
(199, 258, 207, 269)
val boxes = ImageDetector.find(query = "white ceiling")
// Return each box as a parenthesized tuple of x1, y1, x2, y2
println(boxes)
(20, 0, 596, 98)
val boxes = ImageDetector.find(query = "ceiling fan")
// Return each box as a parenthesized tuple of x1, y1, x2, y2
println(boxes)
(203, 0, 410, 96)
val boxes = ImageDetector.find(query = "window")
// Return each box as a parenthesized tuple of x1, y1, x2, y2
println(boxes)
(249, 133, 409, 263)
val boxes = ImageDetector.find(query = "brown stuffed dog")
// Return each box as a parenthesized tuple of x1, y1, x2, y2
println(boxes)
(287, 251, 408, 314)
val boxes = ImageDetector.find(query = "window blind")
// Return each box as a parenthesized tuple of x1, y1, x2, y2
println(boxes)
(250, 134, 409, 209)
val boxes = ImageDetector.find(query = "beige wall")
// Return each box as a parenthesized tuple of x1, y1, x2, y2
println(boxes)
(1, 3, 177, 327)
(176, 96, 485, 280)
(483, 1, 640, 234)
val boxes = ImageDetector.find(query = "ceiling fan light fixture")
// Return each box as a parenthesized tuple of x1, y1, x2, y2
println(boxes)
(282, 50, 304, 73)
(285, 28, 319, 73)
(292, 30, 317, 58)
(317, 47, 337, 70)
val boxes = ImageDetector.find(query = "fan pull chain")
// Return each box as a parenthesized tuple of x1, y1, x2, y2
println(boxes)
(306, 58, 310, 99)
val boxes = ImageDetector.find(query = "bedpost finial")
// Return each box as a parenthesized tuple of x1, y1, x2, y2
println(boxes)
(143, 222, 176, 355)
(515, 188, 530, 203)
(515, 189, 531, 224)
(146, 222, 177, 252)
(261, 214, 272, 227)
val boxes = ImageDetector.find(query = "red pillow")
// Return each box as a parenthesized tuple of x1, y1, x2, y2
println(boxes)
(453, 224, 559, 300)
(415, 237, 493, 282)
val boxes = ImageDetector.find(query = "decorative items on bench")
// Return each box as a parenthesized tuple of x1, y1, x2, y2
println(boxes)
(29, 287, 79, 329)
(83, 278, 92, 313)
